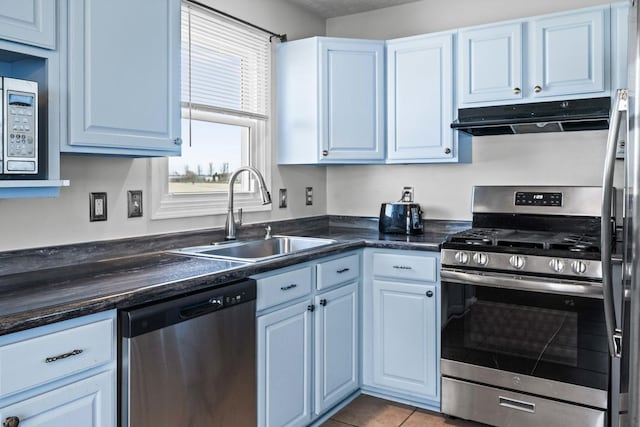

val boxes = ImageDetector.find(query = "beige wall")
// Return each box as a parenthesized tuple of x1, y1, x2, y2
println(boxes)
(326, 0, 621, 221)
(0, 0, 327, 251)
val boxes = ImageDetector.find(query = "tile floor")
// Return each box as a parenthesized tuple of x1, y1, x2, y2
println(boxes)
(321, 395, 483, 427)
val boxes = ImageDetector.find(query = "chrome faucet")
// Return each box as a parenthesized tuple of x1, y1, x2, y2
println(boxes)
(225, 166, 272, 240)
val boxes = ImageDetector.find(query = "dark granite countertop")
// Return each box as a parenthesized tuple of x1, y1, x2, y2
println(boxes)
(0, 216, 469, 335)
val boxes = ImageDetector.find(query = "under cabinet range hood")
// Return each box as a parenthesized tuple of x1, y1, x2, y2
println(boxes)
(450, 97, 611, 136)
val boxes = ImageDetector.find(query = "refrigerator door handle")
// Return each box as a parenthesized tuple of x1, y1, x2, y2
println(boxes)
(602, 88, 628, 358)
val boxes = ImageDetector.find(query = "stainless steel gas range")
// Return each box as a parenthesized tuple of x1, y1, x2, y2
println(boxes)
(440, 186, 614, 427)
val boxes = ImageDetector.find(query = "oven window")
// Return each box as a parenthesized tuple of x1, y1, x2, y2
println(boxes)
(442, 284, 609, 390)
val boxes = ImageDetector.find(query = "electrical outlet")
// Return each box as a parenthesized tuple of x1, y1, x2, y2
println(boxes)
(305, 187, 313, 206)
(402, 186, 414, 202)
(127, 190, 143, 218)
(90, 192, 107, 222)
(279, 188, 287, 208)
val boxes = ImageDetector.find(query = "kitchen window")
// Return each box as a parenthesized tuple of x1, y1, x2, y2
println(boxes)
(151, 0, 272, 219)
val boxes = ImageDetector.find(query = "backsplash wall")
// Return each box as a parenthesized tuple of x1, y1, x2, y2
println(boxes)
(325, 0, 621, 221)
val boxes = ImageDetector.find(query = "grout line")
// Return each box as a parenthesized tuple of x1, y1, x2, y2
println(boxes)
(398, 407, 417, 426)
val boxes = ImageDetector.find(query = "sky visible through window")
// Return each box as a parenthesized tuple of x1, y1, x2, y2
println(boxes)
(168, 118, 243, 193)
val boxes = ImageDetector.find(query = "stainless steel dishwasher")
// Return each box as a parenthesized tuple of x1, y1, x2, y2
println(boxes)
(120, 279, 256, 427)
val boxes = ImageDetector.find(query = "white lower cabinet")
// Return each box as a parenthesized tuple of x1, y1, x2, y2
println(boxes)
(258, 300, 313, 427)
(256, 252, 360, 427)
(0, 310, 117, 427)
(363, 249, 441, 410)
(314, 282, 359, 415)
(0, 370, 115, 427)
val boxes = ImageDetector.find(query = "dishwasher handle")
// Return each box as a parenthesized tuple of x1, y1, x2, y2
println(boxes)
(121, 278, 256, 338)
(179, 296, 224, 319)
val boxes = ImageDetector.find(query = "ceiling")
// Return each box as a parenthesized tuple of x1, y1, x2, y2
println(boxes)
(285, 0, 419, 19)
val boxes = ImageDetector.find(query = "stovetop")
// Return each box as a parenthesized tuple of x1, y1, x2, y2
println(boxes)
(446, 227, 601, 255)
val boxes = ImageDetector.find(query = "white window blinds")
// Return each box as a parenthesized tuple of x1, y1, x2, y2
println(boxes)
(181, 1, 271, 120)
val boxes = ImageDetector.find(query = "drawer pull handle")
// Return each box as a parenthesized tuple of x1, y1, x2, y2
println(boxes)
(320, 299, 327, 306)
(392, 265, 413, 270)
(3, 416, 19, 427)
(280, 284, 297, 291)
(426, 290, 434, 298)
(336, 268, 350, 274)
(45, 349, 83, 363)
(498, 396, 535, 413)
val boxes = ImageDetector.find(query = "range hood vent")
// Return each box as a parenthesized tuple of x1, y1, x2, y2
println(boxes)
(451, 97, 611, 136)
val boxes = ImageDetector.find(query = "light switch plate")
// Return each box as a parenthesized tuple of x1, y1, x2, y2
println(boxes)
(127, 190, 143, 218)
(90, 192, 107, 222)
(279, 188, 287, 208)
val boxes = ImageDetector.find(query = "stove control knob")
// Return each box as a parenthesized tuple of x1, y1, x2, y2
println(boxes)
(473, 252, 489, 266)
(549, 258, 565, 273)
(509, 255, 526, 270)
(571, 260, 587, 275)
(454, 251, 469, 264)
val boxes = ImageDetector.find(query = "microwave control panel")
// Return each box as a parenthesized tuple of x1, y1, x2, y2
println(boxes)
(2, 77, 38, 175)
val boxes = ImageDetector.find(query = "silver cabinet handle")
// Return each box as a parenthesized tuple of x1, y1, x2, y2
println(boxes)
(280, 284, 297, 291)
(336, 268, 350, 274)
(513, 87, 521, 94)
(426, 290, 434, 297)
(498, 396, 535, 413)
(392, 265, 412, 270)
(3, 416, 20, 427)
(444, 147, 451, 154)
(319, 299, 327, 306)
(533, 85, 542, 93)
(45, 349, 83, 363)
(322, 150, 329, 156)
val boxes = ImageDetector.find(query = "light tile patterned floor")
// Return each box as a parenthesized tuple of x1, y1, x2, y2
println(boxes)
(321, 395, 483, 427)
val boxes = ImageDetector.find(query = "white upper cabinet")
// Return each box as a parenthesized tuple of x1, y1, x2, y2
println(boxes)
(458, 5, 610, 107)
(0, 0, 56, 49)
(458, 23, 523, 104)
(277, 37, 385, 164)
(387, 32, 464, 163)
(530, 9, 606, 99)
(63, 0, 181, 156)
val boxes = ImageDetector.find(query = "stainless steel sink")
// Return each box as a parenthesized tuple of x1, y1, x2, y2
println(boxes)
(171, 235, 336, 262)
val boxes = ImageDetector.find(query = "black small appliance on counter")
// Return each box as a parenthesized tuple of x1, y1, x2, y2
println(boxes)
(379, 202, 423, 234)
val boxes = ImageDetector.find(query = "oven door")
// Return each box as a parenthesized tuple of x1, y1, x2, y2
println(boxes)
(441, 268, 610, 417)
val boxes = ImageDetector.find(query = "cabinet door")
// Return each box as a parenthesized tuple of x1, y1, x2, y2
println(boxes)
(387, 33, 454, 162)
(458, 22, 523, 104)
(258, 301, 312, 427)
(0, 1, 56, 49)
(0, 370, 115, 427)
(319, 39, 385, 162)
(530, 9, 606, 98)
(314, 282, 359, 414)
(371, 280, 437, 398)
(65, 0, 181, 156)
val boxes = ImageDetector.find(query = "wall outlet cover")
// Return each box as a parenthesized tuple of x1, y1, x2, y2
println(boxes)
(127, 190, 143, 218)
(305, 187, 313, 206)
(90, 192, 107, 222)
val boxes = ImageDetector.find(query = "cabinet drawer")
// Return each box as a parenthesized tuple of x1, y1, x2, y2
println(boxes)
(372, 253, 437, 282)
(316, 253, 359, 290)
(0, 317, 114, 398)
(257, 266, 313, 311)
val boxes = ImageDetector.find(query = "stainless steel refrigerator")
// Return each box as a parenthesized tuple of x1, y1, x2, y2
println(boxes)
(605, 2, 640, 426)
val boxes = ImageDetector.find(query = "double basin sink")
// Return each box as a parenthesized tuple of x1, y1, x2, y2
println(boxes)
(171, 235, 336, 263)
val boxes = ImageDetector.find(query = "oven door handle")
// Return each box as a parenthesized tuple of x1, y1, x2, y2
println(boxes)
(440, 268, 604, 299)
(601, 89, 627, 358)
